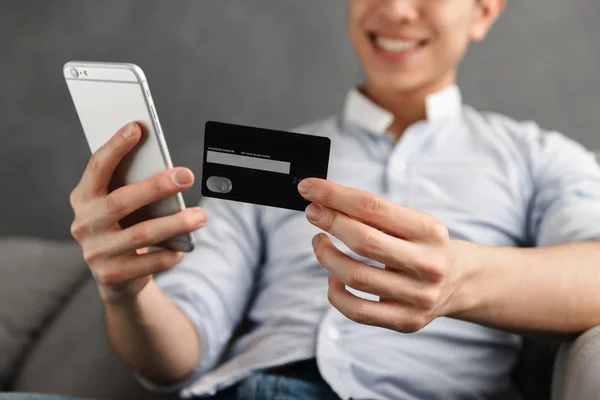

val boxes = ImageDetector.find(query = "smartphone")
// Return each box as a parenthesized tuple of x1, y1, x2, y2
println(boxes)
(63, 61, 195, 252)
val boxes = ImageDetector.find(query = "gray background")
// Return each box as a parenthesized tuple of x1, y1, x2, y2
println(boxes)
(1, 0, 599, 240)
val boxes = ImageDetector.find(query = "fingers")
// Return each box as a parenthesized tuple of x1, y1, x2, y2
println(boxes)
(327, 274, 430, 333)
(313, 234, 430, 306)
(299, 178, 446, 242)
(78, 122, 142, 198)
(93, 250, 185, 288)
(83, 207, 207, 261)
(305, 203, 419, 269)
(97, 167, 194, 225)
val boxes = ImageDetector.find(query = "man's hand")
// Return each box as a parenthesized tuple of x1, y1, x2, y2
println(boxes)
(299, 178, 600, 336)
(298, 178, 471, 333)
(70, 122, 207, 304)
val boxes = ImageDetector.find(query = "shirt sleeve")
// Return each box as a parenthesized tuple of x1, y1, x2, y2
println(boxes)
(134, 197, 264, 392)
(527, 130, 600, 246)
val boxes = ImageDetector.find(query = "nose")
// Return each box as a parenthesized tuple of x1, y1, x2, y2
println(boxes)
(378, 0, 419, 24)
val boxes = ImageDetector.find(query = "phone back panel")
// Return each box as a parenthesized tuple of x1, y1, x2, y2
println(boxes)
(64, 62, 194, 252)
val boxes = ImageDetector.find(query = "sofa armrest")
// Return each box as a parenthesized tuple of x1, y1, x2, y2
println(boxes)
(552, 325, 600, 400)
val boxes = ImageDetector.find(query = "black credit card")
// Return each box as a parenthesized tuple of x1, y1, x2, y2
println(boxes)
(201, 121, 331, 211)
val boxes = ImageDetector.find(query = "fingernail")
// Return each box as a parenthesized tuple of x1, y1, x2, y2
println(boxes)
(312, 234, 322, 248)
(173, 169, 193, 186)
(298, 179, 313, 195)
(122, 123, 135, 139)
(194, 208, 207, 224)
(305, 204, 322, 221)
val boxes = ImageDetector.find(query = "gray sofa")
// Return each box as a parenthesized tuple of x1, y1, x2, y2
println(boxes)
(0, 237, 177, 400)
(1, 236, 599, 400)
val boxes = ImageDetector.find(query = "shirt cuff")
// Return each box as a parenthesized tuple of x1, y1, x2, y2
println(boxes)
(132, 294, 214, 393)
(537, 200, 600, 246)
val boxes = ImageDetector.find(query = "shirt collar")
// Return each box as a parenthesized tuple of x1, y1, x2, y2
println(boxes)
(342, 85, 462, 135)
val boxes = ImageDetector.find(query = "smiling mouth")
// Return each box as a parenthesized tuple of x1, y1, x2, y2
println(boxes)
(368, 32, 428, 55)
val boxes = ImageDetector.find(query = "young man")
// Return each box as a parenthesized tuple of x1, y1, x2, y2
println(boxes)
(65, 0, 600, 399)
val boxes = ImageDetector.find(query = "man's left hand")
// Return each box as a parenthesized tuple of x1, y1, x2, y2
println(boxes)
(298, 178, 471, 333)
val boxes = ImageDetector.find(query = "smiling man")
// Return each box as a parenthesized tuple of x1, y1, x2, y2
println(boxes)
(58, 1, 600, 400)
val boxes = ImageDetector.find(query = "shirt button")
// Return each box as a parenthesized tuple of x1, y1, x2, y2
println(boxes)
(326, 326, 340, 341)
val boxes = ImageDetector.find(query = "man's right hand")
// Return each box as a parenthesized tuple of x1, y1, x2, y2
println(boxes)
(69, 122, 207, 304)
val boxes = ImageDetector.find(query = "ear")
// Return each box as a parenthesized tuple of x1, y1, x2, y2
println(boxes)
(469, 0, 506, 42)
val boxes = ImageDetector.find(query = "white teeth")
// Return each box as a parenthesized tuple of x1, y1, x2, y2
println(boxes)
(375, 37, 418, 52)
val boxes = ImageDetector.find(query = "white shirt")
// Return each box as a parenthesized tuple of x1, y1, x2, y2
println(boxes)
(141, 85, 600, 399)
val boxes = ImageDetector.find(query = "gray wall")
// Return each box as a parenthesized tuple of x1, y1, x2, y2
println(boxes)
(1, 0, 599, 240)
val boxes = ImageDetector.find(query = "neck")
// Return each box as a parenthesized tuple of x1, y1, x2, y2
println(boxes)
(363, 71, 456, 142)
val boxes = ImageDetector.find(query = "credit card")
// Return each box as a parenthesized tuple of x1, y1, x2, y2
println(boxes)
(201, 121, 331, 211)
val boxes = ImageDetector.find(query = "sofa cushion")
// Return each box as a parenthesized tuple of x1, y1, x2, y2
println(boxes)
(12, 278, 178, 400)
(0, 237, 88, 389)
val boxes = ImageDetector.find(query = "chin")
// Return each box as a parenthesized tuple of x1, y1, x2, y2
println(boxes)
(368, 72, 432, 94)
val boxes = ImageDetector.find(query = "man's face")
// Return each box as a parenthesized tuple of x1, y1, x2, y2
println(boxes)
(349, 0, 501, 93)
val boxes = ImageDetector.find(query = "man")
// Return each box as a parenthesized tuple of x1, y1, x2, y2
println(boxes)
(66, 0, 600, 399)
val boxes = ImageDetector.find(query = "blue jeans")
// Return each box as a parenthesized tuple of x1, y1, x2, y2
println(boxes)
(206, 372, 341, 400)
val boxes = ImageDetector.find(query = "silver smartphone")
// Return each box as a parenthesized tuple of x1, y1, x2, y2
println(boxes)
(63, 61, 195, 252)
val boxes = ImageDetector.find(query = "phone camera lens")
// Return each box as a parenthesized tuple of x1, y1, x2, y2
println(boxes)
(69, 67, 79, 78)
